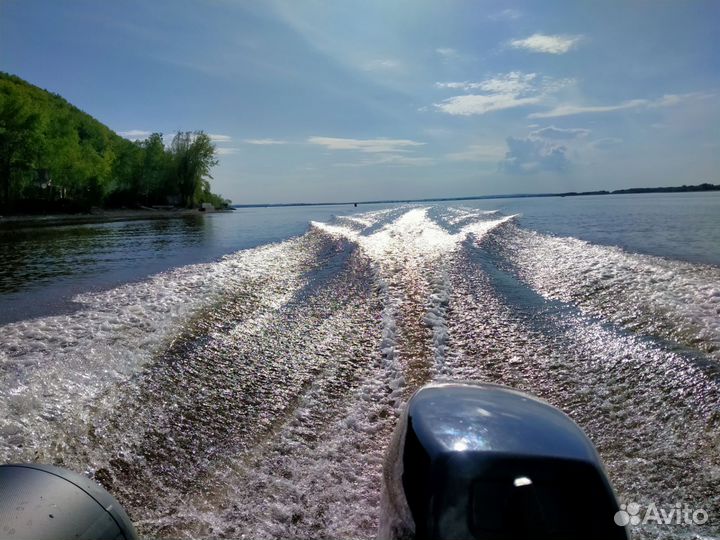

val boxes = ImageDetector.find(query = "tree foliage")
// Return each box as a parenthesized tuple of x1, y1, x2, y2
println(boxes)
(0, 72, 228, 213)
(169, 131, 219, 208)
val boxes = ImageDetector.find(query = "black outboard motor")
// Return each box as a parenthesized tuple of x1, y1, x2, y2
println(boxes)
(0, 464, 138, 540)
(380, 382, 629, 540)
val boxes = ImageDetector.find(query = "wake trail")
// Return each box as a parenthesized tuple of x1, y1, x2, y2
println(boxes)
(1, 205, 717, 540)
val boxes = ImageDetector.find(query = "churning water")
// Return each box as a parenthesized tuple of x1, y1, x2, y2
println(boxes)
(0, 198, 718, 539)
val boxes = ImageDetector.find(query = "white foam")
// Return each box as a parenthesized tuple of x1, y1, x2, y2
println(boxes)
(313, 208, 515, 372)
(0, 236, 314, 463)
(498, 226, 720, 359)
(445, 207, 499, 225)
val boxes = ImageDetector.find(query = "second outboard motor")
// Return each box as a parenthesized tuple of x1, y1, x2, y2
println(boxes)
(0, 464, 137, 540)
(380, 382, 628, 540)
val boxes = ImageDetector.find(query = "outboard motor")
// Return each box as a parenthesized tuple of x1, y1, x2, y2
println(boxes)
(380, 382, 629, 540)
(0, 464, 138, 540)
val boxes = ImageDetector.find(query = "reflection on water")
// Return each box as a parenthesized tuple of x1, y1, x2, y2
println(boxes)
(0, 216, 210, 323)
(0, 215, 208, 294)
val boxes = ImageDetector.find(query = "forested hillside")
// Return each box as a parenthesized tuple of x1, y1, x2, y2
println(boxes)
(0, 72, 228, 214)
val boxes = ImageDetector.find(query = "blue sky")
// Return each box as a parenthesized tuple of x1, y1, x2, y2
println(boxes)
(2, 0, 719, 204)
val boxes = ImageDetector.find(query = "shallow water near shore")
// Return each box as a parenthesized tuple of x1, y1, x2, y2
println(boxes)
(0, 193, 719, 539)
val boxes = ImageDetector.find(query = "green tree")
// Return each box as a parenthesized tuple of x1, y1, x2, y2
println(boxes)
(142, 133, 171, 204)
(0, 72, 228, 213)
(169, 131, 218, 208)
(107, 138, 143, 206)
(0, 86, 42, 210)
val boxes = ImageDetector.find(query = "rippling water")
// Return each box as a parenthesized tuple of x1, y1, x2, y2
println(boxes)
(0, 195, 719, 539)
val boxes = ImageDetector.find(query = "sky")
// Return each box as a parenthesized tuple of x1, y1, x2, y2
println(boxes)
(1, 0, 719, 204)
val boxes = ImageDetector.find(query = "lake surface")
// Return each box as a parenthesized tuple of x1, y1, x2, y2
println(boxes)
(0, 193, 718, 539)
(1, 193, 718, 324)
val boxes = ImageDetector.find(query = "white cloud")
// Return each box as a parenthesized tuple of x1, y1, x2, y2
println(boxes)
(509, 33, 582, 54)
(243, 138, 288, 145)
(216, 147, 240, 155)
(530, 126, 590, 139)
(310, 136, 429, 166)
(434, 72, 573, 116)
(529, 100, 646, 118)
(435, 82, 471, 90)
(501, 136, 570, 174)
(436, 72, 538, 94)
(446, 144, 506, 162)
(476, 72, 539, 94)
(488, 9, 522, 21)
(307, 136, 425, 153)
(435, 94, 541, 116)
(528, 93, 704, 119)
(209, 133, 232, 142)
(119, 129, 152, 141)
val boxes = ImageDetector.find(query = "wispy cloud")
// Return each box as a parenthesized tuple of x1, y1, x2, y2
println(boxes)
(209, 133, 232, 142)
(591, 137, 623, 149)
(435, 94, 541, 116)
(650, 93, 709, 107)
(530, 126, 590, 139)
(435, 47, 458, 58)
(488, 8, 522, 21)
(243, 138, 288, 145)
(529, 100, 646, 118)
(119, 129, 152, 141)
(307, 136, 425, 153)
(434, 72, 572, 116)
(216, 147, 240, 155)
(334, 154, 434, 167)
(509, 33, 582, 54)
(436, 72, 538, 94)
(446, 144, 506, 162)
(364, 58, 401, 71)
(309, 136, 429, 167)
(528, 93, 704, 119)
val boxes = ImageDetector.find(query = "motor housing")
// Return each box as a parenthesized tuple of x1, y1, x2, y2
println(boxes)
(382, 382, 629, 540)
(0, 463, 137, 540)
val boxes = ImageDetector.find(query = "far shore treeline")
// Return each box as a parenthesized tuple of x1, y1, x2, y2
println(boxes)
(0, 72, 229, 214)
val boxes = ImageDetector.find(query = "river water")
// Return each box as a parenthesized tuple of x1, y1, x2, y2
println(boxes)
(0, 193, 718, 539)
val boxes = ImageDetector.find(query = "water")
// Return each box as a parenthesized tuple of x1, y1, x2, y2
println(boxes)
(0, 205, 389, 324)
(0, 193, 718, 539)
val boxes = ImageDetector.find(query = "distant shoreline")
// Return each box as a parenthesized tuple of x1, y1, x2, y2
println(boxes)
(1, 183, 716, 227)
(233, 182, 719, 208)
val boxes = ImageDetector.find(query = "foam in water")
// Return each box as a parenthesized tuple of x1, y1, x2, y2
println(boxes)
(312, 208, 516, 376)
(0, 237, 314, 463)
(491, 225, 720, 360)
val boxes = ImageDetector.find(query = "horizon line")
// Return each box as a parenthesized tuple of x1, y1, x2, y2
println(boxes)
(231, 182, 718, 208)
